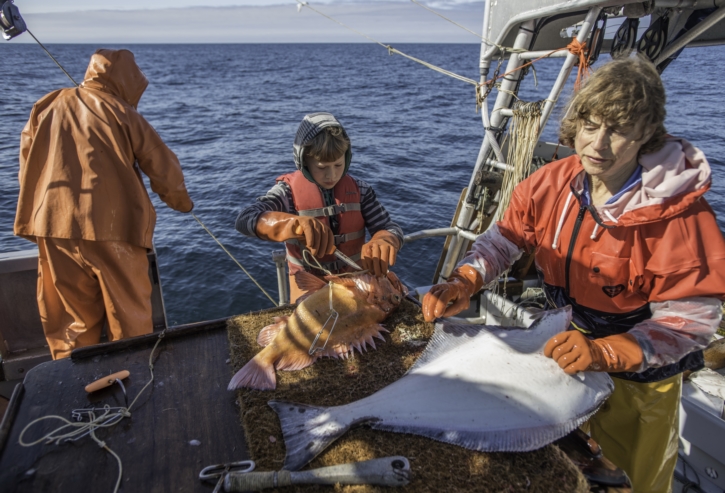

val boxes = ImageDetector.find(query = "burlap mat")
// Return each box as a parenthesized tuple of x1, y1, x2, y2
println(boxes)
(227, 299, 588, 493)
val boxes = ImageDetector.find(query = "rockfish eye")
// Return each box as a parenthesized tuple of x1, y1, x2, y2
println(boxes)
(393, 294, 401, 302)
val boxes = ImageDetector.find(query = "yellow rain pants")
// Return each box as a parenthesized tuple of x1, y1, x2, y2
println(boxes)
(588, 374, 681, 493)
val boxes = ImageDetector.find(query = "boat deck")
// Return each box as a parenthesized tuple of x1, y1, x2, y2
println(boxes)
(0, 318, 249, 492)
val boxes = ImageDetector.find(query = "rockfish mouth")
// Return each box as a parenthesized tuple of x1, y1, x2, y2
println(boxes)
(228, 270, 407, 391)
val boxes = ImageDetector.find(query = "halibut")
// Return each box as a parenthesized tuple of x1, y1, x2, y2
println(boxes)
(269, 307, 614, 470)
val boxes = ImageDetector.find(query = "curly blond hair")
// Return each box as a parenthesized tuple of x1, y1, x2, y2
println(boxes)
(559, 56, 667, 156)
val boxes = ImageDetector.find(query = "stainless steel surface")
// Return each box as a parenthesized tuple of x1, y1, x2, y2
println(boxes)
(272, 250, 289, 305)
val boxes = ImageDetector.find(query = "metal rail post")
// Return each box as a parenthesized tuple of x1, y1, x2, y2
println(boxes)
(436, 19, 536, 283)
(539, 7, 602, 131)
(272, 250, 289, 305)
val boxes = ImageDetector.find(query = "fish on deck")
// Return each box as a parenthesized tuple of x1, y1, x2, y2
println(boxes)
(228, 270, 406, 391)
(268, 307, 614, 470)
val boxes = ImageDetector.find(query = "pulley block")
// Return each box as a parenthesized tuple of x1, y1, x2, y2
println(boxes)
(611, 18, 640, 58)
(1, 0, 26, 40)
(637, 13, 670, 62)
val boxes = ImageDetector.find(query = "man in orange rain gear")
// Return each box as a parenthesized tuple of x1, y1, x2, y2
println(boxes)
(14, 49, 193, 359)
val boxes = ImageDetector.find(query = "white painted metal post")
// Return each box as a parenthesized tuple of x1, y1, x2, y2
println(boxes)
(436, 20, 536, 283)
(539, 7, 602, 133)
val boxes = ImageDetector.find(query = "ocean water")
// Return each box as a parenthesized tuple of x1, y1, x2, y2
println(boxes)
(1, 43, 724, 326)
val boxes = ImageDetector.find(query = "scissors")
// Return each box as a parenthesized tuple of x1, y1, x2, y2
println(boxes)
(333, 249, 365, 271)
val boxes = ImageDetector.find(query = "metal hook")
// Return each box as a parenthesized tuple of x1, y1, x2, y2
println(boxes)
(308, 281, 339, 355)
(200, 460, 256, 493)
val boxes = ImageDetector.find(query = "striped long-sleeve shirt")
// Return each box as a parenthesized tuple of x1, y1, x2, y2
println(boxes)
(235, 176, 404, 246)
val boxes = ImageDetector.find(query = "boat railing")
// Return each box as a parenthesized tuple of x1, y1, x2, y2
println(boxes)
(0, 247, 168, 380)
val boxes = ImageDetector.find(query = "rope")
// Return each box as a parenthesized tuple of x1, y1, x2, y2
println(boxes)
(495, 100, 544, 221)
(569, 38, 590, 90)
(19, 329, 168, 493)
(191, 212, 278, 307)
(477, 40, 590, 108)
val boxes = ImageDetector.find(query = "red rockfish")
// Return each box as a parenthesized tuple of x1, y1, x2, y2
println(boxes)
(228, 270, 406, 391)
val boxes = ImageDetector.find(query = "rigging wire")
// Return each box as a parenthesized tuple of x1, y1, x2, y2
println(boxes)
(409, 0, 488, 42)
(297, 0, 590, 108)
(191, 212, 279, 307)
(408, 0, 525, 56)
(296, 0, 478, 87)
(26, 29, 79, 87)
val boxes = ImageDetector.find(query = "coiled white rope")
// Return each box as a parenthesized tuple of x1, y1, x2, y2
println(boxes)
(18, 330, 168, 493)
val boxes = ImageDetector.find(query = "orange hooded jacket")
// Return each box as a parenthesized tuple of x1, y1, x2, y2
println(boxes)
(498, 137, 725, 312)
(461, 137, 725, 380)
(14, 49, 192, 249)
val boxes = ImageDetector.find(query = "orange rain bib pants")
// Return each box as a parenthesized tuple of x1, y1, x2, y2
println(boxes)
(37, 237, 153, 359)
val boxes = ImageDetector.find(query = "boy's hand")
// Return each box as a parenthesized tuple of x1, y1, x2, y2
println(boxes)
(256, 212, 335, 258)
(292, 217, 335, 258)
(361, 230, 400, 276)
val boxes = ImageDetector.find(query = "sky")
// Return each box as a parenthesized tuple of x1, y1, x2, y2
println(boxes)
(5, 0, 486, 43)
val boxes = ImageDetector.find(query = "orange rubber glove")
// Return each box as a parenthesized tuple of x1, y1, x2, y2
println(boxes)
(544, 331, 645, 374)
(361, 230, 401, 277)
(422, 265, 483, 322)
(255, 211, 335, 258)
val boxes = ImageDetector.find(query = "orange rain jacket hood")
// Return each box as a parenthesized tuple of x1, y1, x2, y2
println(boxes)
(14, 49, 192, 249)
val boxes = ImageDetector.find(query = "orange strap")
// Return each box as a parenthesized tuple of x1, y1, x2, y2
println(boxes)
(567, 38, 590, 90)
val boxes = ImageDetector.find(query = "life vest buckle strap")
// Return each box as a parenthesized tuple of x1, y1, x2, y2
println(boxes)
(334, 229, 365, 245)
(298, 203, 362, 218)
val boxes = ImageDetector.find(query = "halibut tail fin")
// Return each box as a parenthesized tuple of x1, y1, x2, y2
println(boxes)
(228, 352, 277, 391)
(268, 400, 350, 471)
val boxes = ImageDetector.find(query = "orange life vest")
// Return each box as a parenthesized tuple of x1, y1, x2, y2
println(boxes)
(277, 170, 366, 276)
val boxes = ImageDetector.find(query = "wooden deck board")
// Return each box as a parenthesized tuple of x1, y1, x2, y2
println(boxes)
(0, 322, 249, 493)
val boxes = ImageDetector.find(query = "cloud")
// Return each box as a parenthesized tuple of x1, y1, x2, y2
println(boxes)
(8, 2, 485, 43)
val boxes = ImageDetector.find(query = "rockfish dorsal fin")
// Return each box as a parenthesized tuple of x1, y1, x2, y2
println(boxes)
(294, 271, 328, 293)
